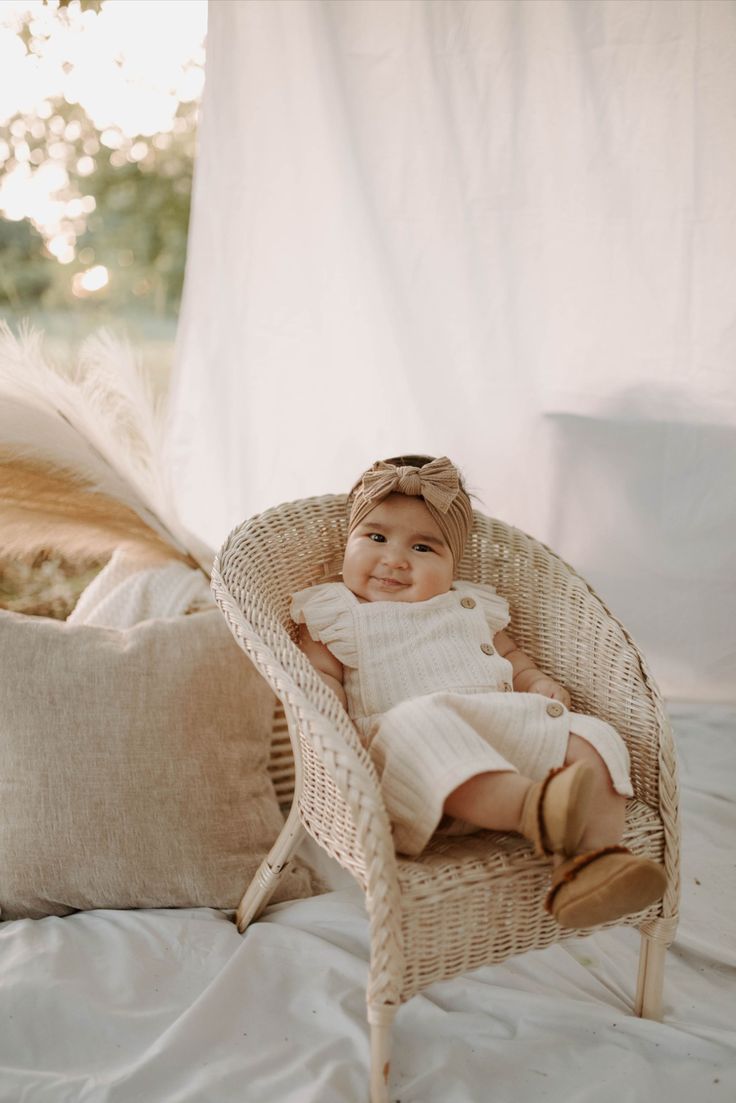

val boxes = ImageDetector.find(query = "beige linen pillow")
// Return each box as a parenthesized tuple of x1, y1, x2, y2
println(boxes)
(0, 608, 312, 920)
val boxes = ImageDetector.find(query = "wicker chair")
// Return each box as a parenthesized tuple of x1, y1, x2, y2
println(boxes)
(211, 495, 680, 1103)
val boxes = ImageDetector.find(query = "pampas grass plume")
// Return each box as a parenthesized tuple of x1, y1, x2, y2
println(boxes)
(0, 322, 213, 574)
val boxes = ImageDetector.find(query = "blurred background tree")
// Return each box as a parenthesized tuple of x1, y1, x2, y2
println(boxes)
(0, 0, 206, 383)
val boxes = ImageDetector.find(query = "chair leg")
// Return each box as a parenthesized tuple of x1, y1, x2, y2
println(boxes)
(236, 806, 306, 933)
(368, 1004, 397, 1103)
(635, 930, 667, 1020)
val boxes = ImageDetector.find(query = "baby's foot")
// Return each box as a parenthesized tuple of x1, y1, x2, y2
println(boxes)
(545, 846, 667, 928)
(518, 761, 595, 858)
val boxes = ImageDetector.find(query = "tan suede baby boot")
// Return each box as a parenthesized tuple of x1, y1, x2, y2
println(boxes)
(545, 846, 667, 928)
(518, 761, 596, 858)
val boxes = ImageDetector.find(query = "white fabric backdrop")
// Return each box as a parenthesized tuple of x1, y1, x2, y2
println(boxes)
(168, 0, 736, 702)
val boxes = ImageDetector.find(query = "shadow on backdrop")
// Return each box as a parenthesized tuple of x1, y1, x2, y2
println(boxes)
(545, 388, 735, 702)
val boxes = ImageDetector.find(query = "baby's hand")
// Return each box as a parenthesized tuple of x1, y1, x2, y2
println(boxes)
(526, 675, 571, 709)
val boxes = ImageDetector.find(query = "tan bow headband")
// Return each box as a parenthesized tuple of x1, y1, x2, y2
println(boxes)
(348, 456, 473, 565)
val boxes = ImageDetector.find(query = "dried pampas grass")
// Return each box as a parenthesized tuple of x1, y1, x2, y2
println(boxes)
(0, 456, 193, 566)
(0, 322, 213, 574)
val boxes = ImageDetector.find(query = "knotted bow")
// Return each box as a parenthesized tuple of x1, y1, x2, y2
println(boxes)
(347, 455, 473, 565)
(360, 456, 461, 513)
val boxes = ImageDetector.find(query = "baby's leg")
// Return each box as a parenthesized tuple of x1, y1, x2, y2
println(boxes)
(564, 734, 626, 852)
(548, 735, 666, 928)
(443, 771, 533, 832)
(444, 764, 594, 859)
(443, 737, 626, 846)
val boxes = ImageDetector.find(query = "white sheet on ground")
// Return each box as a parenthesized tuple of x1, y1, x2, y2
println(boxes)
(1, 700, 733, 1103)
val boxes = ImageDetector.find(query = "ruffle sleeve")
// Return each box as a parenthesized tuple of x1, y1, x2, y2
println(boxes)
(455, 581, 510, 633)
(289, 582, 359, 667)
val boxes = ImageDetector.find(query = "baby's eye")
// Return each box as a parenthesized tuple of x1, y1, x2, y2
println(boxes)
(412, 544, 432, 554)
(368, 533, 386, 543)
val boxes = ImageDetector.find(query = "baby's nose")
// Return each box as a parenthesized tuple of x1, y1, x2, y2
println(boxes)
(383, 547, 409, 568)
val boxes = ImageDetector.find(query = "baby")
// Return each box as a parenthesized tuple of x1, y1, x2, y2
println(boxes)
(291, 455, 666, 928)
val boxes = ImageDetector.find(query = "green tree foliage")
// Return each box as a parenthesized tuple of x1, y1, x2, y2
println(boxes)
(63, 100, 196, 315)
(0, 217, 53, 308)
(0, 0, 201, 318)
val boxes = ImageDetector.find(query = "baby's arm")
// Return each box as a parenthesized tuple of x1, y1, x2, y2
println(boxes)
(298, 624, 348, 708)
(494, 629, 571, 707)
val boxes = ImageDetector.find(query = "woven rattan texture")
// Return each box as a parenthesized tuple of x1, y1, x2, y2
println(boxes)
(268, 704, 294, 807)
(212, 494, 680, 1011)
(395, 798, 663, 999)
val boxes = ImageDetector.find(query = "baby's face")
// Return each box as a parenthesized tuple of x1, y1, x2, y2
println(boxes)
(342, 493, 454, 603)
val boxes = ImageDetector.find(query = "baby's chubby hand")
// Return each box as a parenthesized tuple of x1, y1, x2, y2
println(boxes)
(526, 674, 571, 709)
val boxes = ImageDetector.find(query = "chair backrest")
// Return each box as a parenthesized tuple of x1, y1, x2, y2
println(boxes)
(213, 495, 397, 889)
(214, 495, 668, 831)
(216, 493, 353, 810)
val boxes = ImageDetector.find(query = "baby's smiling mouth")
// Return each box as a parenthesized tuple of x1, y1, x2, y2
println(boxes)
(372, 576, 407, 587)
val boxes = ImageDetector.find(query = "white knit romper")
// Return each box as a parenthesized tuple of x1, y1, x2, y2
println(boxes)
(290, 580, 633, 856)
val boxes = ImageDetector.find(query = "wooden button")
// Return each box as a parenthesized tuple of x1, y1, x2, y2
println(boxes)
(503, 682, 513, 692)
(480, 642, 494, 655)
(546, 701, 564, 718)
(460, 597, 476, 609)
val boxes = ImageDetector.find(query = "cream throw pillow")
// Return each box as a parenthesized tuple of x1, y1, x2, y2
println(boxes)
(0, 608, 312, 920)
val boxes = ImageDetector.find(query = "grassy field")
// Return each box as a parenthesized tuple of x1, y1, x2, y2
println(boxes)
(2, 307, 176, 399)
